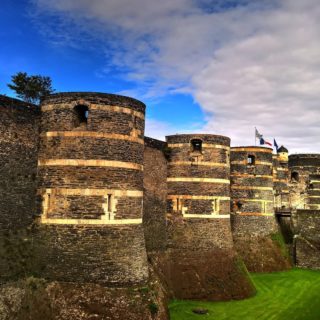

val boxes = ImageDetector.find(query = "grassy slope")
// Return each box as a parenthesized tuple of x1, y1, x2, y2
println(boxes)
(169, 269, 320, 320)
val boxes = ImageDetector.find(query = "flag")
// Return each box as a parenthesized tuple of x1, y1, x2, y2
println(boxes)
(255, 128, 263, 140)
(260, 138, 272, 146)
(274, 139, 279, 150)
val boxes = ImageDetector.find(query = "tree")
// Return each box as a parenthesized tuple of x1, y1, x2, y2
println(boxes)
(7, 72, 54, 104)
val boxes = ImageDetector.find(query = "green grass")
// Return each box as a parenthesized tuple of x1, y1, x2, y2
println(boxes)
(169, 269, 320, 320)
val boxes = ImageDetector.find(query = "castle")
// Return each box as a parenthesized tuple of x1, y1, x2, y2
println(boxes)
(0, 92, 319, 319)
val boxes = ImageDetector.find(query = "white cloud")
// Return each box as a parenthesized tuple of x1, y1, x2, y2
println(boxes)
(31, 0, 320, 153)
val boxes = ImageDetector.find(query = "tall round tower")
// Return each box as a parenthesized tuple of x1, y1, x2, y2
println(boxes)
(162, 134, 255, 301)
(230, 146, 290, 272)
(36, 92, 148, 285)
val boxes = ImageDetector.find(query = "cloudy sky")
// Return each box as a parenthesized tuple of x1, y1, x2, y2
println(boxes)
(2, 0, 320, 153)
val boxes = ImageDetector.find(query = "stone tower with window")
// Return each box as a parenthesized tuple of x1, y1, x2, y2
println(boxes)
(161, 134, 255, 301)
(230, 146, 291, 272)
(36, 92, 149, 285)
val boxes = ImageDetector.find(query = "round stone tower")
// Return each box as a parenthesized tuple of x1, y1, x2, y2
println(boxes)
(289, 154, 320, 210)
(230, 146, 274, 216)
(166, 134, 231, 217)
(161, 134, 255, 301)
(36, 92, 148, 285)
(230, 146, 291, 272)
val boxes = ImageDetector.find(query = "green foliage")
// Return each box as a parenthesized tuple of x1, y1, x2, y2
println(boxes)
(7, 72, 54, 104)
(138, 286, 150, 294)
(169, 269, 320, 320)
(271, 232, 290, 259)
(148, 301, 159, 316)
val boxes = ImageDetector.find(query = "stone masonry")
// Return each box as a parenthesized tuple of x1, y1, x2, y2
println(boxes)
(0, 92, 319, 318)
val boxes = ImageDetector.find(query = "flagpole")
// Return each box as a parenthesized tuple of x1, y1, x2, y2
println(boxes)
(254, 127, 256, 146)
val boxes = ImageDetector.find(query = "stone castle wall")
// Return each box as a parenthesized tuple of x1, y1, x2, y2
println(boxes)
(1, 91, 320, 302)
(0, 96, 40, 281)
(289, 154, 320, 210)
(294, 210, 320, 269)
(0, 96, 40, 232)
(143, 137, 168, 252)
(36, 92, 149, 285)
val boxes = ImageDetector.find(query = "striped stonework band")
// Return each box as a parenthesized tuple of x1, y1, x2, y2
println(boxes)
(168, 161, 229, 167)
(42, 104, 145, 119)
(43, 131, 144, 144)
(233, 198, 273, 203)
(231, 148, 271, 153)
(38, 188, 143, 197)
(40, 218, 142, 225)
(167, 143, 229, 150)
(231, 160, 272, 166)
(167, 177, 230, 184)
(237, 213, 274, 217)
(232, 174, 273, 179)
(167, 195, 230, 200)
(231, 186, 273, 191)
(40, 188, 143, 225)
(166, 213, 230, 219)
(38, 159, 143, 171)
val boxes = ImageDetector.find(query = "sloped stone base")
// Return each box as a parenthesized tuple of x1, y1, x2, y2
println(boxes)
(0, 270, 169, 320)
(149, 249, 256, 301)
(233, 235, 292, 272)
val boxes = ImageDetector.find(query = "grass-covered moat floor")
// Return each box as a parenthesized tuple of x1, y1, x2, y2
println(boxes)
(169, 269, 320, 320)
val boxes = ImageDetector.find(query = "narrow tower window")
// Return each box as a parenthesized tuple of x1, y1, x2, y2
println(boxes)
(247, 155, 255, 165)
(107, 194, 112, 213)
(291, 171, 299, 182)
(74, 105, 89, 127)
(191, 139, 202, 153)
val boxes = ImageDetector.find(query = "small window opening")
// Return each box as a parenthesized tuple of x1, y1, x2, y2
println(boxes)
(107, 194, 112, 213)
(309, 183, 314, 189)
(74, 105, 89, 127)
(291, 171, 299, 182)
(247, 155, 255, 165)
(236, 201, 243, 210)
(191, 139, 202, 153)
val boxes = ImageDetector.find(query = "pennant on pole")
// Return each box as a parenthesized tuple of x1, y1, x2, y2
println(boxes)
(274, 139, 279, 150)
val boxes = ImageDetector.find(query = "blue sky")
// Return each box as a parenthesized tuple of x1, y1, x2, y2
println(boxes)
(2, 0, 320, 152)
(1, 0, 206, 137)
